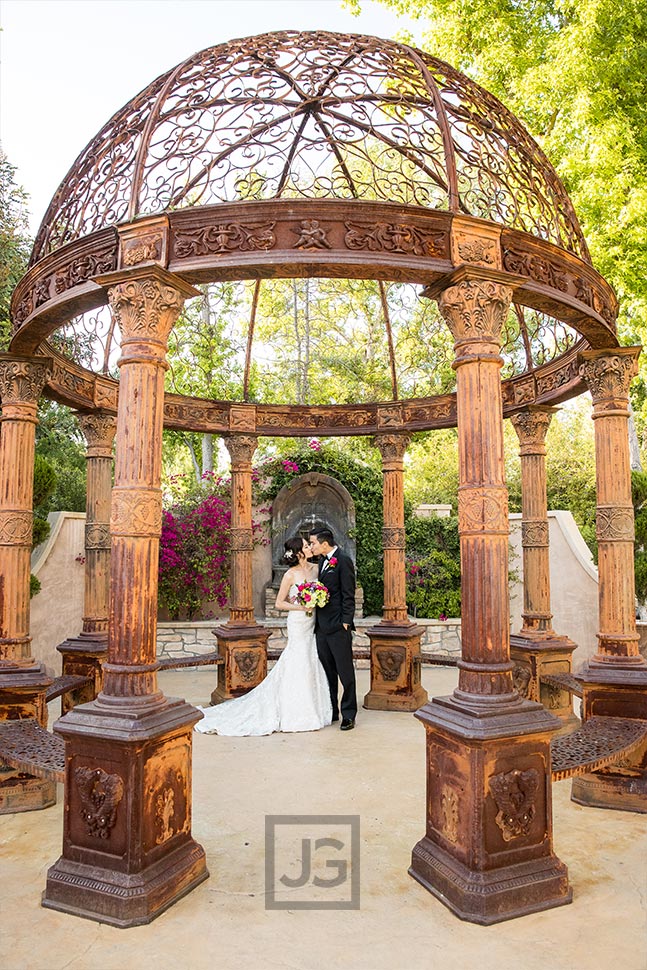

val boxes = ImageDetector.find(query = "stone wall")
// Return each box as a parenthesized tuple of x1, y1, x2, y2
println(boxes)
(156, 616, 462, 664)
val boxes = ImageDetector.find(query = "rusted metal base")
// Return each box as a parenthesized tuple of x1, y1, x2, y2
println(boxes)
(0, 664, 53, 727)
(409, 694, 571, 924)
(0, 771, 57, 814)
(42, 694, 208, 927)
(364, 623, 428, 712)
(56, 635, 107, 713)
(211, 624, 270, 705)
(510, 633, 579, 733)
(570, 662, 647, 813)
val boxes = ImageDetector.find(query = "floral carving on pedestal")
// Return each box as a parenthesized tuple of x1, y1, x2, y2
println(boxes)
(375, 646, 406, 682)
(233, 649, 261, 683)
(155, 787, 176, 844)
(441, 785, 459, 843)
(489, 768, 539, 842)
(521, 521, 549, 547)
(458, 487, 509, 534)
(382, 527, 405, 550)
(110, 488, 162, 537)
(75, 765, 124, 839)
(84, 523, 112, 550)
(231, 528, 254, 552)
(512, 664, 533, 699)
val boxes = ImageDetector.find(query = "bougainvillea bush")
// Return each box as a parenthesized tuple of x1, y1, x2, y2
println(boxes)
(159, 493, 232, 620)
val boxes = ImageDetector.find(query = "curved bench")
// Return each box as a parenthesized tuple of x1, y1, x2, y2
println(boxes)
(45, 674, 93, 704)
(550, 715, 647, 781)
(0, 719, 65, 783)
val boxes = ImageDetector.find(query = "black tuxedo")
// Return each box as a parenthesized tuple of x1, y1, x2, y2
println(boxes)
(315, 548, 357, 721)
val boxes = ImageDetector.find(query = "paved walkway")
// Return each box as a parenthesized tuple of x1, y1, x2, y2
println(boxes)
(2, 667, 646, 970)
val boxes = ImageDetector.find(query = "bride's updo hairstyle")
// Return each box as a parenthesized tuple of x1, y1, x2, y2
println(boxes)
(282, 536, 305, 566)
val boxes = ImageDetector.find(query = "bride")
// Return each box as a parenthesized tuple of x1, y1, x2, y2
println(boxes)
(195, 537, 333, 736)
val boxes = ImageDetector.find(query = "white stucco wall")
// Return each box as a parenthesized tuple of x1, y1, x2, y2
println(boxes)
(30, 512, 86, 675)
(509, 511, 599, 670)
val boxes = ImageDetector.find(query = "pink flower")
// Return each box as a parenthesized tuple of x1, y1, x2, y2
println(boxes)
(328, 557, 338, 568)
(309, 438, 321, 451)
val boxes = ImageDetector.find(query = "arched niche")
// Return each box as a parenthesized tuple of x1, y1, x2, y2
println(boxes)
(269, 472, 356, 587)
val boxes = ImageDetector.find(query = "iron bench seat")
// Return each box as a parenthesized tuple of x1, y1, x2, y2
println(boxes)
(0, 719, 65, 783)
(158, 648, 459, 667)
(540, 672, 584, 698)
(550, 715, 647, 782)
(44, 674, 93, 704)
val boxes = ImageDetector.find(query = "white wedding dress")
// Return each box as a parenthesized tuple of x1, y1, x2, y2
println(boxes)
(195, 586, 333, 736)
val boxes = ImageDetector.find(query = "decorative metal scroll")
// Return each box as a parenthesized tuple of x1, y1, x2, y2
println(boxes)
(31, 31, 589, 264)
(550, 716, 647, 782)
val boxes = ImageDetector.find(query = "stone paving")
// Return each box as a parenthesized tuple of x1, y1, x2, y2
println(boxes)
(1, 667, 645, 970)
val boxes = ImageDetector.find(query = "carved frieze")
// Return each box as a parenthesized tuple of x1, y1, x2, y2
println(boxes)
(536, 357, 579, 397)
(172, 222, 276, 258)
(121, 233, 164, 267)
(85, 523, 111, 551)
(233, 649, 261, 682)
(110, 488, 162, 537)
(231, 528, 255, 552)
(0, 358, 53, 405)
(382, 527, 406, 550)
(377, 404, 404, 428)
(579, 350, 640, 404)
(440, 785, 459, 844)
(375, 645, 406, 681)
(489, 767, 539, 842)
(458, 487, 509, 534)
(596, 506, 634, 543)
(521, 521, 549, 547)
(164, 401, 228, 430)
(13, 249, 117, 326)
(512, 377, 536, 406)
(345, 221, 447, 257)
(75, 765, 124, 839)
(0, 510, 33, 546)
(439, 280, 513, 343)
(229, 406, 256, 433)
(293, 219, 331, 250)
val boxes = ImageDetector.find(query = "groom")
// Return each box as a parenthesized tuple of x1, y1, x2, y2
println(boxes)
(309, 528, 357, 731)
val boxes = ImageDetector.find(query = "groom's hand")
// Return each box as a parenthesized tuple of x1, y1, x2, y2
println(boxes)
(343, 623, 349, 630)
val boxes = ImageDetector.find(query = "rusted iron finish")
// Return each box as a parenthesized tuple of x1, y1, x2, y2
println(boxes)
(364, 432, 427, 712)
(28, 32, 590, 264)
(0, 718, 65, 782)
(409, 267, 570, 923)
(551, 716, 647, 781)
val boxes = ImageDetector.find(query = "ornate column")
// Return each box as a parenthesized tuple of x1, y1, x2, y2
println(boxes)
(364, 432, 427, 712)
(0, 355, 56, 814)
(509, 407, 577, 731)
(56, 410, 117, 712)
(409, 275, 569, 924)
(572, 347, 647, 812)
(212, 433, 269, 705)
(43, 265, 208, 927)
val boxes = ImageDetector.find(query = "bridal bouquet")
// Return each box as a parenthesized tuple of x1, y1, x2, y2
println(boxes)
(295, 581, 330, 615)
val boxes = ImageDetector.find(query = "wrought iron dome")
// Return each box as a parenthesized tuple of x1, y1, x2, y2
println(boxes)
(31, 29, 589, 264)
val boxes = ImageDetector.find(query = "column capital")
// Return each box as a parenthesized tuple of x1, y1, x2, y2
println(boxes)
(578, 347, 640, 407)
(510, 406, 558, 456)
(373, 432, 410, 467)
(95, 266, 199, 346)
(0, 356, 52, 409)
(223, 433, 258, 466)
(438, 279, 513, 345)
(78, 409, 117, 457)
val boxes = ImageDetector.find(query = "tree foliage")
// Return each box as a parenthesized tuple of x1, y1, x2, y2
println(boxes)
(0, 150, 31, 351)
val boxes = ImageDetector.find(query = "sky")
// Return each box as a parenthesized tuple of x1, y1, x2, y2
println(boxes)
(0, 0, 422, 234)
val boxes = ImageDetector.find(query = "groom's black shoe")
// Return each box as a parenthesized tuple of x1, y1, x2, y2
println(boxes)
(340, 718, 355, 731)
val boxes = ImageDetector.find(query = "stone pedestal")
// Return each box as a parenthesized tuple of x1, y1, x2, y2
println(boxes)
(510, 634, 579, 734)
(56, 636, 107, 714)
(211, 624, 270, 704)
(364, 623, 427, 711)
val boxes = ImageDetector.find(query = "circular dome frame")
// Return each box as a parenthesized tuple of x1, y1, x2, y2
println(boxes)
(9, 31, 620, 435)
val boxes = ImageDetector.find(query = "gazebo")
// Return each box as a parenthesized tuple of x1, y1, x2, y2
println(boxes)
(2, 30, 646, 927)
